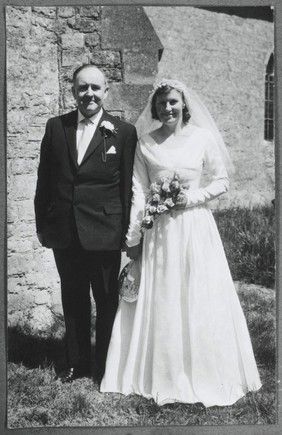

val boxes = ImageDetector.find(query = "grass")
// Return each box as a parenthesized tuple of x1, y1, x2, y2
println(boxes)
(237, 283, 276, 367)
(7, 363, 276, 427)
(213, 204, 275, 288)
(7, 205, 276, 427)
(7, 283, 276, 427)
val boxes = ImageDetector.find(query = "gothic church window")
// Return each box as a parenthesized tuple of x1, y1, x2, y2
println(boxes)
(264, 52, 274, 141)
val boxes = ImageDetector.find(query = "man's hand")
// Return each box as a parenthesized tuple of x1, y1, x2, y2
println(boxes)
(37, 232, 43, 245)
(125, 243, 142, 260)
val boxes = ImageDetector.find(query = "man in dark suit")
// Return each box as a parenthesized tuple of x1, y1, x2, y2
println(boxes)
(34, 64, 137, 383)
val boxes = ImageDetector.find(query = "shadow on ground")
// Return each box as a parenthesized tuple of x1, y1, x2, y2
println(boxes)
(8, 326, 66, 372)
(8, 326, 97, 374)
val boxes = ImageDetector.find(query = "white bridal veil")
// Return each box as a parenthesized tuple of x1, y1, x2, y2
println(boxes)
(135, 79, 234, 174)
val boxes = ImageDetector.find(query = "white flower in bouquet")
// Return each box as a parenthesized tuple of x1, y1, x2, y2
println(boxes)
(141, 173, 189, 231)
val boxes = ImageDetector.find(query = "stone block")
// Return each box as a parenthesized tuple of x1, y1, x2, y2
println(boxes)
(61, 49, 88, 67)
(7, 221, 35, 242)
(78, 6, 100, 19)
(34, 290, 51, 306)
(32, 7, 56, 18)
(6, 34, 28, 48)
(8, 311, 25, 328)
(6, 6, 32, 35)
(36, 246, 54, 261)
(8, 174, 37, 200)
(8, 92, 32, 111)
(62, 93, 77, 112)
(8, 251, 37, 276)
(28, 306, 55, 332)
(7, 46, 58, 89)
(16, 199, 36, 222)
(7, 139, 39, 159)
(8, 291, 35, 312)
(89, 50, 121, 68)
(68, 18, 98, 33)
(61, 33, 85, 49)
(29, 102, 57, 118)
(85, 33, 100, 48)
(31, 15, 58, 37)
(6, 204, 15, 224)
(61, 83, 75, 101)
(57, 7, 75, 18)
(8, 276, 26, 294)
(7, 111, 27, 135)
(8, 91, 58, 117)
(27, 124, 48, 142)
(61, 69, 73, 84)
(8, 237, 35, 254)
(31, 269, 60, 292)
(103, 68, 122, 83)
(25, 264, 59, 287)
(7, 158, 38, 176)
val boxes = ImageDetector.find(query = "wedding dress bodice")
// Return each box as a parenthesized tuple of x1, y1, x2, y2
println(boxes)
(126, 125, 229, 247)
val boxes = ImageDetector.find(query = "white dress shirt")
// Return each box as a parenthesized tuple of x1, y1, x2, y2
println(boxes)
(76, 109, 103, 165)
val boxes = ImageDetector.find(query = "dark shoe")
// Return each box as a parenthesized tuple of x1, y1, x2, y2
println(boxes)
(56, 366, 91, 383)
(56, 367, 76, 383)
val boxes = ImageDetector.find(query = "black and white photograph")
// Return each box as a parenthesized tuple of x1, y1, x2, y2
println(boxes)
(3, 1, 279, 431)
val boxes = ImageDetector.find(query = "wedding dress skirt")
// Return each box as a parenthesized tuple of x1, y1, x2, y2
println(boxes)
(100, 127, 262, 407)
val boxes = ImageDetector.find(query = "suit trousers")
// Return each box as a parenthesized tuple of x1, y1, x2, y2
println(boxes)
(53, 232, 121, 377)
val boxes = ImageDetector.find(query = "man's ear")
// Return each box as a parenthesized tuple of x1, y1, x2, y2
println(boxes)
(71, 86, 75, 99)
(103, 85, 109, 100)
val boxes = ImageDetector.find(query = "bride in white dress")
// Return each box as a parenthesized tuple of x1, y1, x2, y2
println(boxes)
(100, 79, 261, 407)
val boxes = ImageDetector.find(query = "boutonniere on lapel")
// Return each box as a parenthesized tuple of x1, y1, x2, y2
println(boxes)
(100, 121, 118, 163)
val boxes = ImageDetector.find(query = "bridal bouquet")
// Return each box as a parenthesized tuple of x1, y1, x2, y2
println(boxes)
(142, 173, 188, 230)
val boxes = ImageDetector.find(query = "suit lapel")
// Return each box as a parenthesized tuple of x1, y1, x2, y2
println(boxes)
(81, 114, 104, 164)
(63, 110, 79, 168)
(80, 110, 115, 165)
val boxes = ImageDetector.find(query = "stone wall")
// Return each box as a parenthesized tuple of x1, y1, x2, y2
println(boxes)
(6, 5, 162, 332)
(145, 6, 274, 206)
(6, 6, 274, 333)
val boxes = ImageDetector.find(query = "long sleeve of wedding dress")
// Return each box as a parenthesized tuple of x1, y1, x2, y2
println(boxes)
(184, 131, 229, 208)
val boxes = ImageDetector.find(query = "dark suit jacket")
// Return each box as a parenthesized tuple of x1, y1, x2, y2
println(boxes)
(34, 109, 137, 250)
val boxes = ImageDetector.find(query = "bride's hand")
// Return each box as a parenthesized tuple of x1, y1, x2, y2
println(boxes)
(175, 191, 188, 209)
(126, 243, 142, 260)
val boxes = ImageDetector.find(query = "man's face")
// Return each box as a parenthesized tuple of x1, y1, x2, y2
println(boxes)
(72, 67, 109, 118)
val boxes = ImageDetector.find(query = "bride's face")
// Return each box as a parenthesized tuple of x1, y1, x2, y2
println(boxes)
(155, 89, 184, 125)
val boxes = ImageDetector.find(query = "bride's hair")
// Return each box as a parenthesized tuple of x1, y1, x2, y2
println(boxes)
(151, 84, 191, 124)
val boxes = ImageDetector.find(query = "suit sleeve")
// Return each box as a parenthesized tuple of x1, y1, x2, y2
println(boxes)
(34, 119, 52, 233)
(120, 124, 138, 243)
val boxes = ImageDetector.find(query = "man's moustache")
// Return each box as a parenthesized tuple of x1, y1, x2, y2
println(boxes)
(82, 98, 99, 103)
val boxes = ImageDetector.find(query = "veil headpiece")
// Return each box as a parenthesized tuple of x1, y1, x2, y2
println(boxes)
(135, 78, 234, 173)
